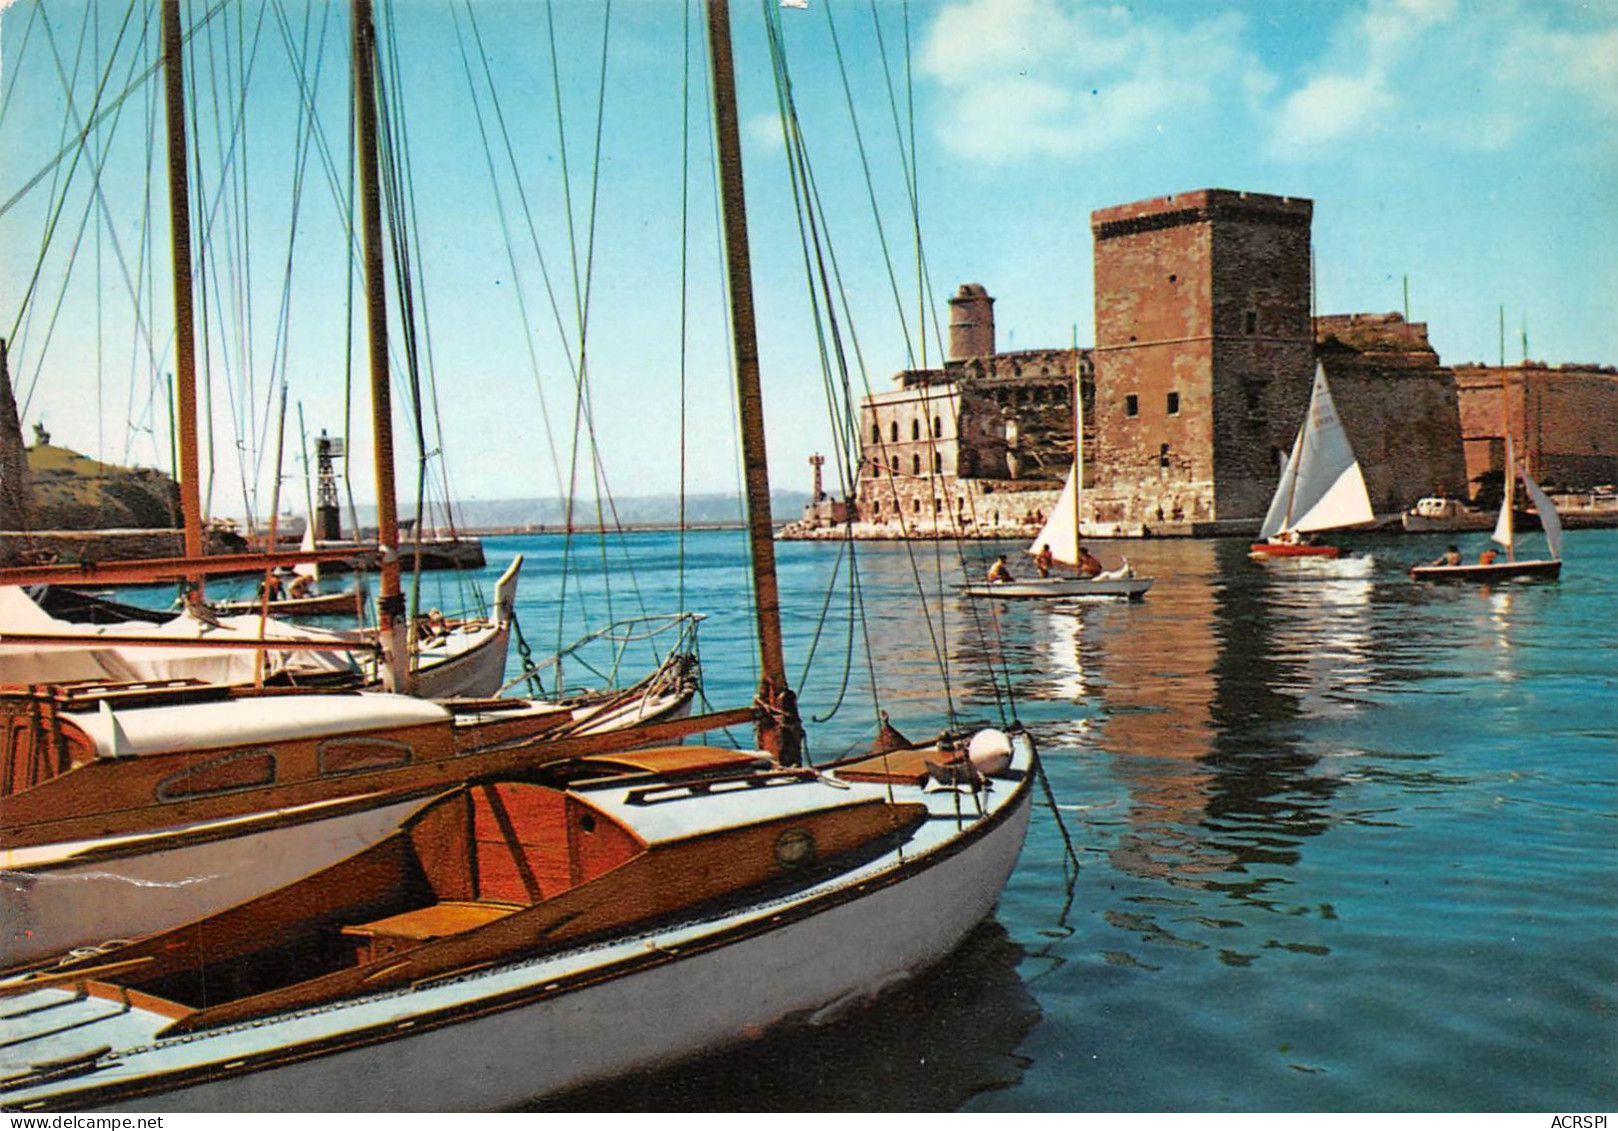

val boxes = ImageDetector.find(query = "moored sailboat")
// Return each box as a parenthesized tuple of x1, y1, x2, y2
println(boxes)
(0, 0, 1035, 1110)
(1251, 363, 1375, 558)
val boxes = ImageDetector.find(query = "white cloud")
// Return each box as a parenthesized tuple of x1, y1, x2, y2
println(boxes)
(1266, 0, 1618, 159)
(1273, 74, 1395, 148)
(745, 112, 786, 155)
(919, 0, 1263, 164)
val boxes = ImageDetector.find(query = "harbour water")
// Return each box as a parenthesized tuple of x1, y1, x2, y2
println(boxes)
(457, 525, 1615, 1112)
(140, 526, 1618, 1110)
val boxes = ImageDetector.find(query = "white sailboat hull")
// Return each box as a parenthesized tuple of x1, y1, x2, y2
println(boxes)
(2, 753, 1033, 1112)
(960, 576, 1153, 600)
(1, 795, 429, 968)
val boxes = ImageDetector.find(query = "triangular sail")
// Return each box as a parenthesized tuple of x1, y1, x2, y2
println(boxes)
(1492, 433, 1516, 551)
(1029, 465, 1080, 563)
(1521, 470, 1563, 560)
(1260, 364, 1374, 538)
(294, 522, 320, 582)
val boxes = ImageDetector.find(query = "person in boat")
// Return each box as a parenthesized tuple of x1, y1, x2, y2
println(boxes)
(287, 572, 314, 599)
(414, 607, 450, 643)
(987, 555, 1014, 584)
(1479, 548, 1499, 565)
(1034, 544, 1054, 578)
(1075, 546, 1104, 578)
(1432, 545, 1462, 567)
(258, 571, 286, 602)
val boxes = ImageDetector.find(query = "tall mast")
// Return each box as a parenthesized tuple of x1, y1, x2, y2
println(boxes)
(352, 0, 407, 691)
(1071, 324, 1082, 563)
(706, 0, 802, 766)
(161, 0, 204, 588)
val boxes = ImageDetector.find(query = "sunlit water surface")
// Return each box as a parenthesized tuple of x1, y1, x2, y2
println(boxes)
(127, 526, 1618, 1110)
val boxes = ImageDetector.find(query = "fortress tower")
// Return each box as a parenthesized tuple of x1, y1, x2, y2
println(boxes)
(1089, 189, 1314, 528)
(948, 283, 996, 363)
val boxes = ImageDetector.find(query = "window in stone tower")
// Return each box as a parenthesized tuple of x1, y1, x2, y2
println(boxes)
(1125, 394, 1139, 417)
(871, 422, 880, 445)
(890, 421, 899, 442)
(1245, 310, 1258, 335)
(912, 419, 921, 441)
(1167, 391, 1180, 415)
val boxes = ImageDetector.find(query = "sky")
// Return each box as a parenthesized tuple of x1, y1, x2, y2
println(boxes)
(2, 0, 1615, 524)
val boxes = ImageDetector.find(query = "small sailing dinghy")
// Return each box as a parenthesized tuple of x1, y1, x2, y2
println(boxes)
(1410, 433, 1563, 582)
(962, 355, 1153, 600)
(1251, 363, 1375, 559)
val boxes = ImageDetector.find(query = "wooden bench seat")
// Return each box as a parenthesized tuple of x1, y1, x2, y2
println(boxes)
(341, 899, 522, 963)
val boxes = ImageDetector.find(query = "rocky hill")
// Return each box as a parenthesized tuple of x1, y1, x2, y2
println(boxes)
(25, 442, 180, 530)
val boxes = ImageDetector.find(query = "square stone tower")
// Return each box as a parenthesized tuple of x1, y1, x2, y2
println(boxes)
(1089, 189, 1314, 530)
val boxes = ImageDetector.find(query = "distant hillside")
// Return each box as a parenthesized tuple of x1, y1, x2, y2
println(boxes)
(356, 491, 813, 531)
(25, 443, 180, 530)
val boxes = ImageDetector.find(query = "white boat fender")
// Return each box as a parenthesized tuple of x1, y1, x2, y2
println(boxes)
(967, 728, 1013, 777)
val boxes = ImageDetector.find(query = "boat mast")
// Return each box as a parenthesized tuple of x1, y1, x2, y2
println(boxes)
(1500, 371, 1516, 562)
(706, 0, 802, 766)
(1071, 324, 1082, 565)
(352, 0, 408, 691)
(161, 0, 204, 592)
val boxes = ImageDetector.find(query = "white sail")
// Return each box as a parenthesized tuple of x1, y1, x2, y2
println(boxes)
(1492, 433, 1516, 551)
(1029, 465, 1080, 563)
(1521, 470, 1563, 560)
(1260, 364, 1374, 539)
(294, 521, 320, 581)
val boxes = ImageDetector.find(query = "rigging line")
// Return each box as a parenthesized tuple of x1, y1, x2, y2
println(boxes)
(866, 1, 923, 368)
(0, 1, 44, 128)
(677, 0, 693, 615)
(380, 4, 462, 551)
(578, 1, 621, 631)
(9, 0, 139, 382)
(463, 7, 577, 380)
(799, 538, 854, 721)
(768, 19, 966, 728)
(266, 0, 359, 258)
(0, 0, 236, 222)
(15, 3, 107, 415)
(261, 0, 329, 525)
(450, 6, 569, 515)
(820, 0, 917, 372)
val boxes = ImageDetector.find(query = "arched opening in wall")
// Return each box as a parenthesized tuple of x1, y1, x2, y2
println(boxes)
(933, 451, 943, 474)
(1159, 443, 1171, 469)
(1245, 310, 1258, 335)
(1126, 394, 1139, 417)
(912, 454, 922, 475)
(933, 415, 942, 438)
(911, 419, 921, 441)
(912, 498, 921, 514)
(871, 422, 880, 445)
(1167, 391, 1180, 415)
(891, 454, 900, 472)
(873, 499, 881, 516)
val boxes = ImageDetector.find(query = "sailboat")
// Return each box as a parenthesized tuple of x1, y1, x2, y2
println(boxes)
(1410, 434, 1563, 582)
(962, 357, 1153, 599)
(1250, 363, 1375, 558)
(0, 0, 1034, 1110)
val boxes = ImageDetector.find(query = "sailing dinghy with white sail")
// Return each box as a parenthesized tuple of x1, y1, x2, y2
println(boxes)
(1251, 363, 1375, 558)
(1410, 432, 1563, 582)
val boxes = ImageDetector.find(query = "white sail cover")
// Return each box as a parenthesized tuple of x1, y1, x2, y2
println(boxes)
(1521, 470, 1563, 560)
(1259, 365, 1375, 539)
(1028, 465, 1080, 564)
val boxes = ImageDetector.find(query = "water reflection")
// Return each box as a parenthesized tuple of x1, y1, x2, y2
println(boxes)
(525, 922, 1040, 1112)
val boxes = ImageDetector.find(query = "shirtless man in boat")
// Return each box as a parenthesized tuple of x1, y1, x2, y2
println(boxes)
(1034, 544, 1054, 578)
(1432, 545, 1462, 566)
(1076, 546, 1104, 578)
(987, 555, 1014, 583)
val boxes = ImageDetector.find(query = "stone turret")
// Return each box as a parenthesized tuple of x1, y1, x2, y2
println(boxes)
(948, 283, 995, 363)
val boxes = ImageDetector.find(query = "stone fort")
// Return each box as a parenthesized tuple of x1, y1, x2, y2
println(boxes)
(790, 188, 1616, 539)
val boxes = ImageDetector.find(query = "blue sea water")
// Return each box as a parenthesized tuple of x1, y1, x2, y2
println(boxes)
(136, 525, 1618, 1110)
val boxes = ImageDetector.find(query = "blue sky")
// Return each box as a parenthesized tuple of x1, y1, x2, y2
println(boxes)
(3, 0, 1614, 522)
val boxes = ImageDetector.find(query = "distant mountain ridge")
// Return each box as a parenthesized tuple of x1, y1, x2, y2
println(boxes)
(359, 490, 813, 530)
